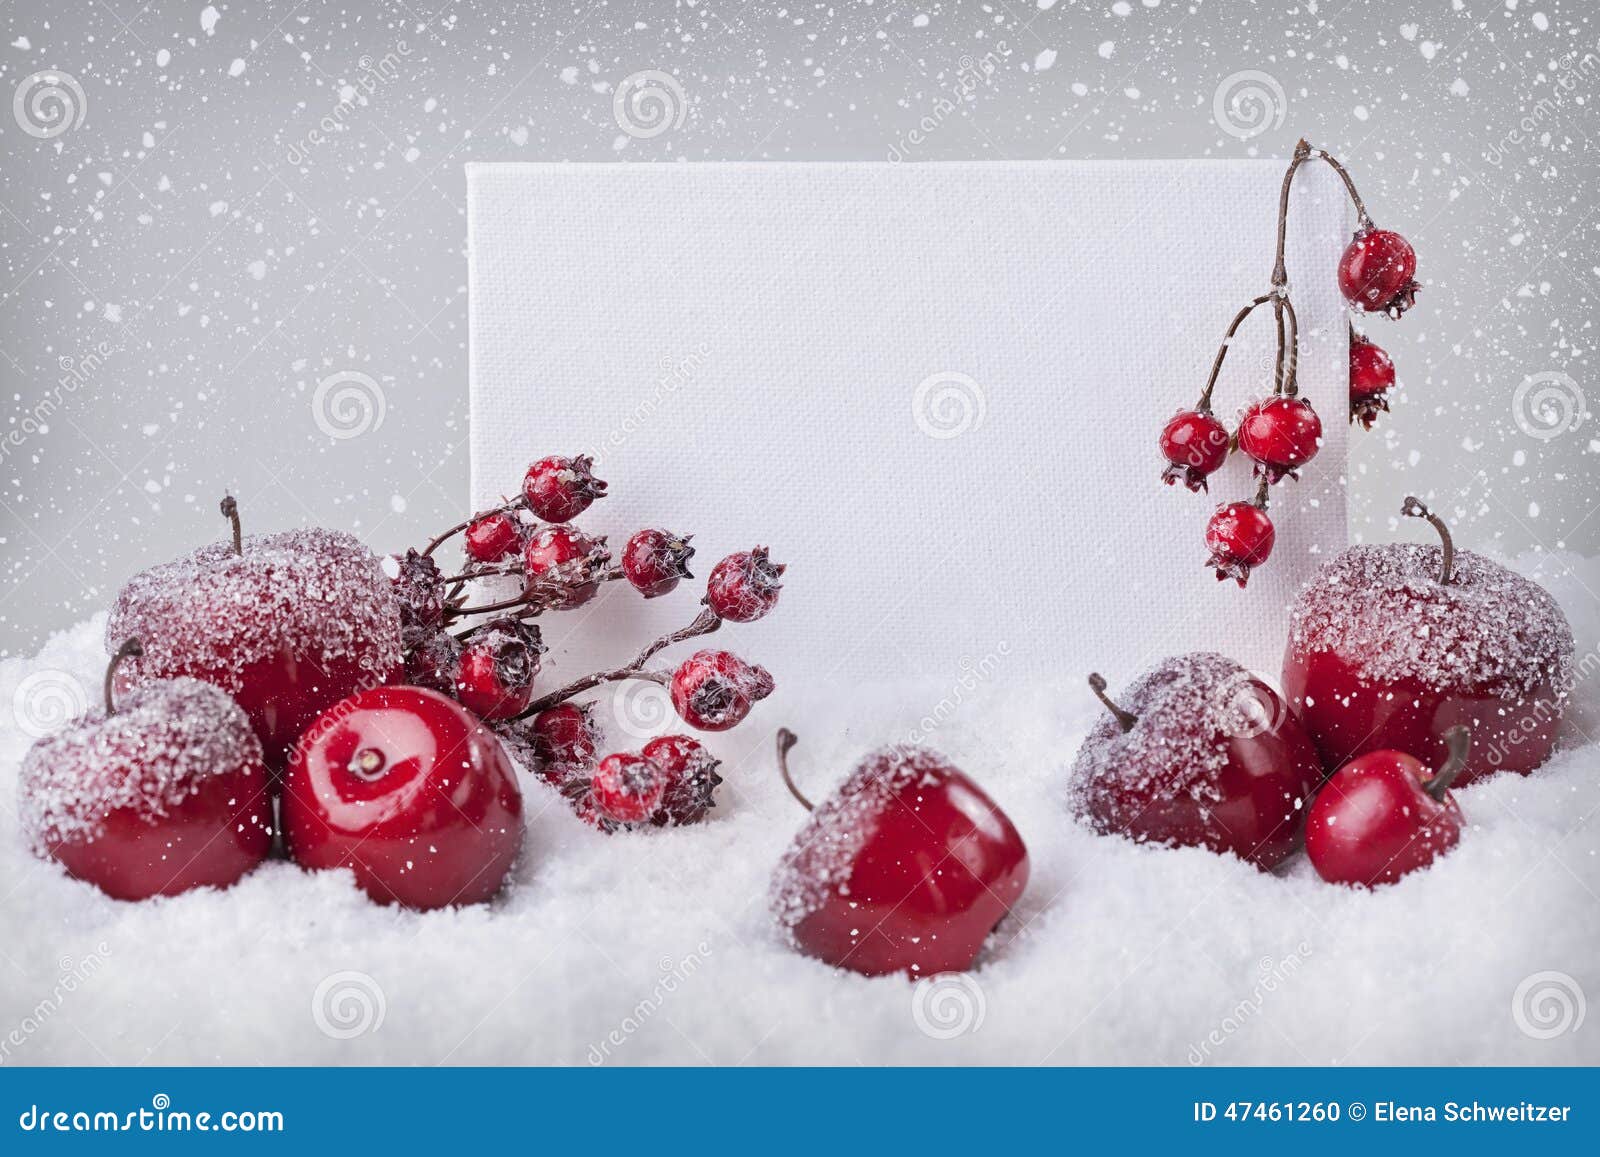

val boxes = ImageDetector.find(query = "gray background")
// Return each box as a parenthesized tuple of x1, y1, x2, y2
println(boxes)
(1, 0, 1594, 656)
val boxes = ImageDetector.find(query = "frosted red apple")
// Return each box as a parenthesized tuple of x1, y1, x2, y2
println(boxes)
(1283, 498, 1574, 786)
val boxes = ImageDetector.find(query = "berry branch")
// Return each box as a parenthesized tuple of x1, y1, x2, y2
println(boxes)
(516, 606, 723, 718)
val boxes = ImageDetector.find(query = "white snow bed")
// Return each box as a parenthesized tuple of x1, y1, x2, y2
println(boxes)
(3, 555, 1597, 1067)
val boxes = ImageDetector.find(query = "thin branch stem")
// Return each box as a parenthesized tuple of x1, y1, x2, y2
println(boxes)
(514, 607, 723, 718)
(1198, 293, 1276, 411)
(422, 498, 525, 559)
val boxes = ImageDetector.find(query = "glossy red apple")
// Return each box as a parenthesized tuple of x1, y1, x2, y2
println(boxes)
(1306, 726, 1470, 887)
(18, 639, 272, 900)
(769, 730, 1029, 978)
(108, 499, 404, 769)
(1283, 497, 1574, 787)
(282, 685, 523, 909)
(1069, 652, 1324, 870)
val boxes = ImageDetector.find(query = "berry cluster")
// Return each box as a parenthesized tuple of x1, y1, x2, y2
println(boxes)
(1159, 139, 1415, 587)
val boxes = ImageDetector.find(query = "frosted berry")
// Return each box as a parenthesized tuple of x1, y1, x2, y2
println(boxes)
(1205, 500, 1275, 587)
(1349, 333, 1396, 429)
(522, 455, 607, 523)
(528, 702, 600, 785)
(455, 619, 545, 721)
(391, 548, 447, 642)
(705, 547, 785, 623)
(404, 628, 463, 696)
(464, 511, 524, 563)
(1337, 228, 1419, 317)
(591, 752, 670, 824)
(622, 529, 695, 598)
(523, 526, 610, 607)
(643, 734, 723, 826)
(670, 650, 774, 731)
(1237, 396, 1322, 483)
(1159, 409, 1230, 491)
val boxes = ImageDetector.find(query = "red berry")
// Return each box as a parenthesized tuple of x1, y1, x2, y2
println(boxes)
(1158, 409, 1230, 491)
(283, 685, 524, 910)
(1204, 500, 1275, 587)
(390, 548, 447, 640)
(1337, 227, 1419, 316)
(705, 547, 785, 623)
(19, 657, 272, 901)
(622, 529, 695, 598)
(528, 702, 600, 785)
(670, 650, 774, 731)
(591, 752, 670, 824)
(571, 787, 623, 834)
(464, 511, 524, 563)
(1305, 729, 1470, 887)
(523, 526, 610, 607)
(1237, 396, 1322, 482)
(454, 619, 545, 721)
(403, 628, 463, 696)
(522, 455, 607, 523)
(1349, 333, 1396, 429)
(642, 734, 723, 826)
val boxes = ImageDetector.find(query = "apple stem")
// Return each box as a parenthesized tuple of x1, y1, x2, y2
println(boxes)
(1401, 495, 1455, 585)
(774, 728, 815, 812)
(1087, 672, 1137, 732)
(104, 637, 144, 716)
(513, 607, 722, 719)
(219, 496, 242, 556)
(1426, 725, 1472, 801)
(422, 497, 526, 559)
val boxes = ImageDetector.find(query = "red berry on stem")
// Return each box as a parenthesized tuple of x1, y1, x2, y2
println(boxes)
(1337, 227, 1419, 317)
(464, 511, 524, 563)
(522, 455, 607, 523)
(1237, 396, 1322, 482)
(1158, 409, 1230, 491)
(283, 685, 523, 910)
(670, 650, 774, 731)
(1349, 332, 1396, 429)
(523, 526, 610, 607)
(1305, 727, 1471, 887)
(528, 702, 600, 785)
(705, 547, 785, 622)
(1204, 496, 1275, 587)
(591, 752, 670, 824)
(642, 734, 723, 826)
(622, 529, 695, 598)
(404, 628, 463, 696)
(454, 619, 545, 721)
(19, 641, 272, 901)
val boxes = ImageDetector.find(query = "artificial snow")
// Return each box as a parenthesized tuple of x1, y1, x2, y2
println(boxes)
(1, 553, 1596, 1066)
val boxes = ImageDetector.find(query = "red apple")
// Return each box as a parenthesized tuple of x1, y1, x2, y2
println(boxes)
(107, 499, 404, 769)
(769, 731, 1029, 978)
(1069, 652, 1324, 870)
(1283, 497, 1574, 787)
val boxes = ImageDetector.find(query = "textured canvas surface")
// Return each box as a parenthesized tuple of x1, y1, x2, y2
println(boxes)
(467, 161, 1349, 689)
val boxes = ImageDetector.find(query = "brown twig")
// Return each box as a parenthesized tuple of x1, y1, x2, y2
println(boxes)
(515, 607, 723, 718)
